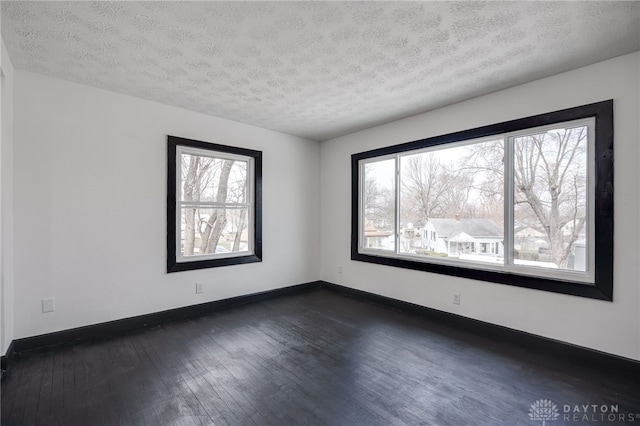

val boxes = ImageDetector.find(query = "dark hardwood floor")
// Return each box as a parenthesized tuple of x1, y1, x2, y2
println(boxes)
(2, 288, 639, 426)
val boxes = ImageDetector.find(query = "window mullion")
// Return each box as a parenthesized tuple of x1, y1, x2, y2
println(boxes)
(179, 202, 251, 208)
(395, 154, 401, 255)
(359, 162, 365, 249)
(504, 136, 515, 267)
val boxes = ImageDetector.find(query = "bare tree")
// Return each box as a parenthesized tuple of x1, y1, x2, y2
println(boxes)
(513, 127, 587, 267)
(182, 156, 200, 256)
(231, 212, 246, 252)
(181, 155, 216, 255)
(462, 140, 505, 225)
(228, 163, 248, 252)
(466, 130, 587, 268)
(400, 152, 475, 221)
(181, 156, 236, 256)
(198, 159, 234, 254)
(363, 170, 394, 229)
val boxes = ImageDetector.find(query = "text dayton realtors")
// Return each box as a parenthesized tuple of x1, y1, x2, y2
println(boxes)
(563, 404, 636, 423)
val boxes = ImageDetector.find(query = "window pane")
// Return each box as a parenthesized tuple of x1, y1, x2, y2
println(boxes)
(512, 125, 588, 272)
(399, 140, 504, 264)
(180, 153, 247, 204)
(362, 159, 395, 251)
(180, 207, 249, 257)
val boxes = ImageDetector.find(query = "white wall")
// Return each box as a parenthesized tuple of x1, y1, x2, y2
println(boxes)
(13, 71, 320, 339)
(1, 40, 16, 356)
(320, 52, 640, 361)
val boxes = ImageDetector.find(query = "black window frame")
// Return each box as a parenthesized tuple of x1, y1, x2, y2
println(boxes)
(351, 100, 614, 300)
(167, 135, 262, 273)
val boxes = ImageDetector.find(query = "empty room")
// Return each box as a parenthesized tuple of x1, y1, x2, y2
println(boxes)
(1, 1, 639, 425)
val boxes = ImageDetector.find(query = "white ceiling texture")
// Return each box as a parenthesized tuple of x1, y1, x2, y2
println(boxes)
(2, 1, 639, 141)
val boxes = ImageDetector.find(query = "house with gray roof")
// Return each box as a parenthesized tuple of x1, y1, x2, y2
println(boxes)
(422, 217, 504, 258)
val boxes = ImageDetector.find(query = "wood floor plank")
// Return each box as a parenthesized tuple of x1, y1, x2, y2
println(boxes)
(2, 361, 29, 426)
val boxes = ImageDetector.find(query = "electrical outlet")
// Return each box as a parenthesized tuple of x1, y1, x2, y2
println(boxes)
(453, 293, 461, 305)
(195, 282, 204, 294)
(338, 265, 343, 274)
(42, 297, 56, 313)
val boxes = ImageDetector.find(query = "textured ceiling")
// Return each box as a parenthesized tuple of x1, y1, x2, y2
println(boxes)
(2, 1, 639, 141)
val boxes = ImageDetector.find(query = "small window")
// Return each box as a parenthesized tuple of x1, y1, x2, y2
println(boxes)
(168, 136, 262, 272)
(352, 101, 613, 300)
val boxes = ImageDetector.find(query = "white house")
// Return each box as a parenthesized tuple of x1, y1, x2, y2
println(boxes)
(514, 226, 547, 251)
(364, 221, 393, 249)
(422, 218, 504, 258)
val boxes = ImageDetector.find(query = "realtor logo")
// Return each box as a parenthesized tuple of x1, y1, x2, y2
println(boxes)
(529, 399, 560, 425)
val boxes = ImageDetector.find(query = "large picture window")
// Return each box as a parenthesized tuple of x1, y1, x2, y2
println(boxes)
(352, 101, 613, 300)
(168, 136, 262, 272)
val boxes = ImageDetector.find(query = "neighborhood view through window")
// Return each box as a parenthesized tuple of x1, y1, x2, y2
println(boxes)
(354, 100, 615, 300)
(168, 136, 262, 272)
(179, 151, 251, 258)
(362, 122, 590, 279)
